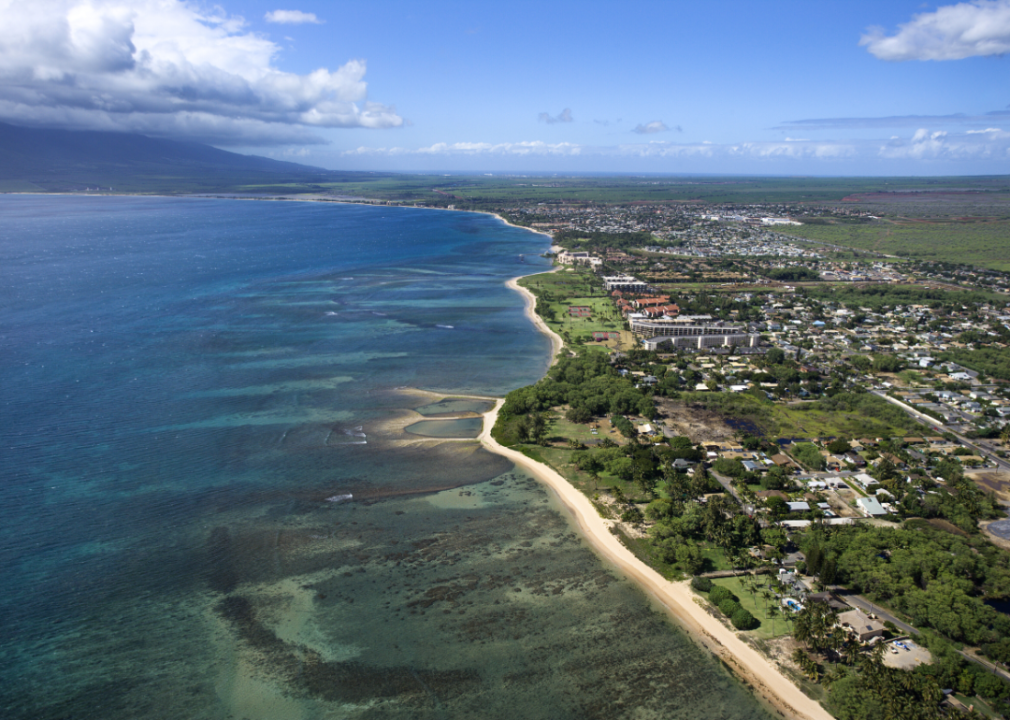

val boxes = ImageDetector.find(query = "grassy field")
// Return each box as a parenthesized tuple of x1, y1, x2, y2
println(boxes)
(709, 576, 793, 640)
(519, 269, 634, 347)
(774, 218, 1010, 271)
(681, 391, 924, 439)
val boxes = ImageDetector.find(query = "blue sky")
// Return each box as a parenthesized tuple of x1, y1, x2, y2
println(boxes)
(2, 0, 1009, 174)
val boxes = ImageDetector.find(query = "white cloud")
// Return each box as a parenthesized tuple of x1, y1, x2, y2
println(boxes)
(633, 120, 669, 134)
(878, 127, 1010, 159)
(967, 127, 1003, 133)
(265, 10, 323, 25)
(0, 0, 400, 145)
(345, 141, 583, 157)
(538, 108, 573, 124)
(339, 131, 1010, 167)
(860, 0, 1010, 61)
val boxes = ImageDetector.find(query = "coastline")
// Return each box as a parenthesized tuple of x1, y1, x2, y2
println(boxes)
(478, 399, 831, 720)
(482, 270, 833, 720)
(506, 271, 564, 365)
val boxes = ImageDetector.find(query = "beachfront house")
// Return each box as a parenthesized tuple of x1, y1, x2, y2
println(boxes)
(838, 608, 885, 643)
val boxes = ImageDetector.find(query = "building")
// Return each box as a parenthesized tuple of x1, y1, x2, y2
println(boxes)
(838, 608, 885, 643)
(630, 315, 760, 353)
(603, 275, 650, 293)
(556, 251, 602, 269)
(856, 496, 887, 517)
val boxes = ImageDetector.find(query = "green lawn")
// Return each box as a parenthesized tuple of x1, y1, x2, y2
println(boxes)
(710, 576, 793, 640)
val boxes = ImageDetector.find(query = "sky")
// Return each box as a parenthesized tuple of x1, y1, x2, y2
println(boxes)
(1, 0, 1008, 175)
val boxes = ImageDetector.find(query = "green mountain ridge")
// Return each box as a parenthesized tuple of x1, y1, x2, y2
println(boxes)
(0, 122, 381, 193)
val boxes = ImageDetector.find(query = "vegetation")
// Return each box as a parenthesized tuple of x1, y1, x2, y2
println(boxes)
(805, 524, 1010, 653)
(939, 348, 1010, 382)
(775, 217, 1010, 272)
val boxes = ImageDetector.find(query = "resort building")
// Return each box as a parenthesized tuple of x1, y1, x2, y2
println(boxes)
(631, 315, 760, 351)
(556, 251, 603, 269)
(603, 275, 650, 293)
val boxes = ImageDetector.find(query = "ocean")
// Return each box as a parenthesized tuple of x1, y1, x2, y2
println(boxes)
(0, 195, 771, 719)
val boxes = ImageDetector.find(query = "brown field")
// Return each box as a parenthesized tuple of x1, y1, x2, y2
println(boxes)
(655, 398, 738, 443)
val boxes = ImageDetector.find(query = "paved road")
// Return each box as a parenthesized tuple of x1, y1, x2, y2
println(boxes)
(709, 469, 756, 515)
(872, 390, 1010, 472)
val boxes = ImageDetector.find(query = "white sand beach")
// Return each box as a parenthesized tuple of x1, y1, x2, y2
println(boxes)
(506, 272, 563, 365)
(478, 273, 833, 720)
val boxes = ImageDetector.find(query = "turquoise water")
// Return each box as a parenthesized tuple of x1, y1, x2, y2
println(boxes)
(404, 418, 485, 438)
(414, 398, 496, 416)
(0, 195, 771, 719)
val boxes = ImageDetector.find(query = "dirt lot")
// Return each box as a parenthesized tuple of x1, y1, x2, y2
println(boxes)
(655, 398, 738, 443)
(972, 472, 1010, 504)
(823, 487, 859, 518)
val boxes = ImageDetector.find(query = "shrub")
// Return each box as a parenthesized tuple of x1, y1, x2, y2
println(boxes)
(731, 608, 760, 630)
(691, 576, 713, 592)
(718, 599, 742, 617)
(709, 585, 736, 605)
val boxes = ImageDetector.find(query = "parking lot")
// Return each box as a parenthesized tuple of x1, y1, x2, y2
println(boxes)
(882, 638, 932, 670)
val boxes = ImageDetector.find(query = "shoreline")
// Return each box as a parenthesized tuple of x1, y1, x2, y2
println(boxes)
(506, 270, 564, 365)
(19, 190, 825, 716)
(482, 270, 833, 720)
(478, 399, 831, 720)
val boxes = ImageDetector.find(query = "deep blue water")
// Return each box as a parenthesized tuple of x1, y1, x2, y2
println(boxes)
(0, 195, 770, 720)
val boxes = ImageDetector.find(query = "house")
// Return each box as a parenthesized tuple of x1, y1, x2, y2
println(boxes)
(838, 608, 885, 643)
(771, 453, 796, 469)
(856, 496, 887, 517)
(786, 501, 810, 513)
(807, 592, 849, 613)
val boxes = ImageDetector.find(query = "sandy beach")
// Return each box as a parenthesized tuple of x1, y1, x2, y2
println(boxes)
(506, 271, 564, 365)
(478, 401, 830, 720)
(478, 273, 833, 720)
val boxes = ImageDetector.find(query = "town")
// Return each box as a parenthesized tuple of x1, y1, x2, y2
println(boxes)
(487, 199, 1010, 718)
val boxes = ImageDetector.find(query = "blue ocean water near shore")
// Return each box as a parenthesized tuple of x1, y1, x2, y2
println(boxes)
(0, 195, 770, 719)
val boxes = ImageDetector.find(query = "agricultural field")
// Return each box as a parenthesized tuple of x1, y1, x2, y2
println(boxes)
(774, 217, 1010, 271)
(239, 174, 1010, 208)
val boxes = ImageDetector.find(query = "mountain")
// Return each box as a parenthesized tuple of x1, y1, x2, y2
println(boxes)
(0, 122, 370, 193)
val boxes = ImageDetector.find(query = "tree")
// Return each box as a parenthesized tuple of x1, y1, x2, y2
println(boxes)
(516, 414, 532, 443)
(530, 412, 548, 445)
(581, 454, 603, 491)
(793, 601, 839, 655)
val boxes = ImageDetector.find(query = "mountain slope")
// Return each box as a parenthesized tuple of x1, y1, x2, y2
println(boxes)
(0, 122, 366, 193)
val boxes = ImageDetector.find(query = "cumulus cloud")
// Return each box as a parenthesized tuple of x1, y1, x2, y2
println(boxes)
(633, 120, 670, 134)
(265, 10, 324, 24)
(861, 0, 1010, 61)
(0, 0, 400, 145)
(878, 127, 1010, 160)
(538, 108, 573, 124)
